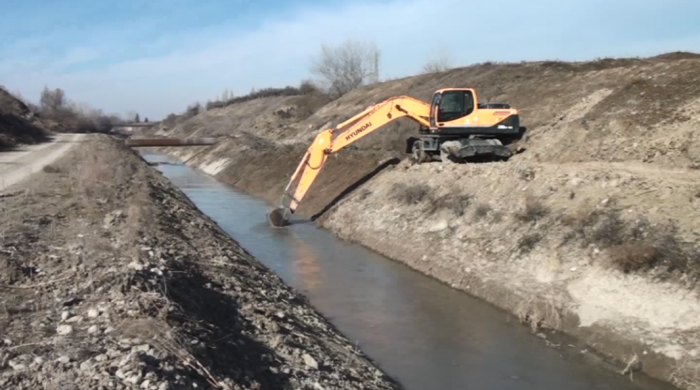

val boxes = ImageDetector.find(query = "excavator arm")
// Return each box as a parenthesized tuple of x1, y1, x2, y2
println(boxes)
(267, 96, 430, 227)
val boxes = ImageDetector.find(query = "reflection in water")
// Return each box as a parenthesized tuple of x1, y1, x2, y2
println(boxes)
(145, 153, 674, 390)
(290, 235, 325, 295)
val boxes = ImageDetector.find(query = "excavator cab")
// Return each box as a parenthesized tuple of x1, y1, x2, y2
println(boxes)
(410, 88, 523, 163)
(425, 88, 519, 135)
(434, 89, 475, 124)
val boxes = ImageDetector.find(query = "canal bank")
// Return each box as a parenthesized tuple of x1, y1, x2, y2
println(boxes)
(133, 53, 700, 390)
(149, 134, 700, 390)
(0, 136, 399, 390)
(144, 152, 679, 390)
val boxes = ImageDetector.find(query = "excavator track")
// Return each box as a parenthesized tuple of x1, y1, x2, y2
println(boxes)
(440, 139, 513, 161)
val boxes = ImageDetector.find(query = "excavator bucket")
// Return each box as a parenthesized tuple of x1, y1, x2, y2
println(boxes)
(267, 207, 290, 228)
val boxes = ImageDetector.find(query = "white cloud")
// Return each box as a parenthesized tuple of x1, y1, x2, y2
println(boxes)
(1, 0, 699, 119)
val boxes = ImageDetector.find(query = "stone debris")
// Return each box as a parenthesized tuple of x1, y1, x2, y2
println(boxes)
(56, 325, 73, 336)
(0, 137, 400, 390)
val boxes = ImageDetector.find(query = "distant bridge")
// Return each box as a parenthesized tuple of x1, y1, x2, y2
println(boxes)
(110, 122, 161, 136)
(113, 122, 160, 129)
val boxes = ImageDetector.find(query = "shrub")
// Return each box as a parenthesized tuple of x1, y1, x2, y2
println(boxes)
(357, 189, 372, 201)
(653, 232, 690, 273)
(205, 79, 328, 114)
(590, 209, 625, 248)
(295, 93, 332, 120)
(560, 205, 700, 282)
(606, 233, 694, 276)
(42, 165, 61, 174)
(518, 233, 542, 254)
(391, 183, 432, 205)
(429, 194, 471, 216)
(608, 242, 657, 273)
(473, 203, 492, 221)
(421, 49, 453, 74)
(206, 86, 305, 111)
(30, 85, 125, 133)
(299, 79, 320, 95)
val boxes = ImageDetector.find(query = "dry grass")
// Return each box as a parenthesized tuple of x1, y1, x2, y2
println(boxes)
(429, 193, 471, 216)
(515, 195, 549, 222)
(670, 359, 700, 390)
(590, 210, 625, 248)
(516, 297, 563, 332)
(608, 242, 658, 273)
(357, 188, 372, 201)
(294, 93, 333, 120)
(561, 205, 624, 248)
(205, 80, 326, 112)
(42, 165, 61, 174)
(391, 183, 432, 205)
(120, 319, 224, 389)
(560, 204, 700, 283)
(518, 233, 543, 254)
(472, 203, 492, 221)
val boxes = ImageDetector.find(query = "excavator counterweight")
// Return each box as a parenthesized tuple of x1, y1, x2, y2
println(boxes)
(268, 88, 524, 227)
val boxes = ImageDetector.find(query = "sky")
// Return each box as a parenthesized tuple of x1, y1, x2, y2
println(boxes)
(1, 0, 699, 120)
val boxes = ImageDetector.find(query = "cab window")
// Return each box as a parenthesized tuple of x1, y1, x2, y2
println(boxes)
(429, 93, 441, 127)
(437, 90, 474, 123)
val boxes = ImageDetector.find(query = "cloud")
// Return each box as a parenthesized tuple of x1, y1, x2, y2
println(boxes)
(1, 0, 699, 119)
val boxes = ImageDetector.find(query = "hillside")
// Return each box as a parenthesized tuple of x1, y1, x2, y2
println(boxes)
(157, 53, 700, 167)
(144, 52, 700, 389)
(0, 88, 49, 150)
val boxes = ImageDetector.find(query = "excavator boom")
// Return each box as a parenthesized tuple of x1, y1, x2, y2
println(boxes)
(267, 96, 430, 227)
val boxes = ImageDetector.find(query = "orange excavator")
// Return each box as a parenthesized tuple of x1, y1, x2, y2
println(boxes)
(267, 87, 524, 227)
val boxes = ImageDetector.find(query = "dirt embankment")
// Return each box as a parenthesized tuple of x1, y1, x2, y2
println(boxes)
(320, 160, 700, 389)
(142, 53, 700, 389)
(0, 135, 400, 390)
(0, 88, 50, 150)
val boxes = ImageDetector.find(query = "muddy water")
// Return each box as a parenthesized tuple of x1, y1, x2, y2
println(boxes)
(145, 154, 672, 390)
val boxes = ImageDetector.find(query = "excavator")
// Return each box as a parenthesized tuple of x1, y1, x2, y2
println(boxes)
(267, 87, 524, 227)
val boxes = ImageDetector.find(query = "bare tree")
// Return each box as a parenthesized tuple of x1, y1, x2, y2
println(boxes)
(421, 49, 453, 74)
(310, 39, 381, 98)
(220, 88, 233, 102)
(40, 85, 70, 118)
(125, 111, 138, 123)
(135, 113, 140, 123)
(185, 102, 202, 118)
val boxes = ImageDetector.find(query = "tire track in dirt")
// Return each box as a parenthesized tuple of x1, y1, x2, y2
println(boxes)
(0, 133, 83, 192)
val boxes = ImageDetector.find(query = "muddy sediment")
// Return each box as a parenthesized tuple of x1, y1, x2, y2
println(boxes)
(0, 135, 400, 390)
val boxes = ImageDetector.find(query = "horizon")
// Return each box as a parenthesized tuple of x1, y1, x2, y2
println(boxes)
(2, 0, 700, 120)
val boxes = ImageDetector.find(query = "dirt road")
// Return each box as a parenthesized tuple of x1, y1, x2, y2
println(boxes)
(0, 133, 83, 192)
